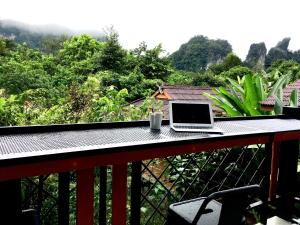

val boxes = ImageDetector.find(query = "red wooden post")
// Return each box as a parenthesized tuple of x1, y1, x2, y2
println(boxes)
(112, 163, 128, 225)
(77, 168, 94, 225)
(269, 141, 280, 201)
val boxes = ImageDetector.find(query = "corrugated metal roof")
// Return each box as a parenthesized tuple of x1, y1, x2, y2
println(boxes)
(260, 80, 300, 106)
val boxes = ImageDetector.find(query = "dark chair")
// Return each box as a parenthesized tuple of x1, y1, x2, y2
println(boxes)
(166, 185, 260, 225)
(21, 209, 40, 225)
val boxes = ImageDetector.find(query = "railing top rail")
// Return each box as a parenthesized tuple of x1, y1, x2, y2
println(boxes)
(0, 116, 299, 165)
(0, 115, 286, 135)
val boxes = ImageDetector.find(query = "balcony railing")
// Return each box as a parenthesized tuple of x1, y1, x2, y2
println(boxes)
(20, 144, 268, 225)
(0, 115, 299, 225)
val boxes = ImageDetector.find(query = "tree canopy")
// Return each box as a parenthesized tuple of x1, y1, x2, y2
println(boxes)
(170, 35, 232, 72)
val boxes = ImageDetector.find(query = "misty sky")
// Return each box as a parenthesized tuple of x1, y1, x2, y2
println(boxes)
(1, 0, 300, 59)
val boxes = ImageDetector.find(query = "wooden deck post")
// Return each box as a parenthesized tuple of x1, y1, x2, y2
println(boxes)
(112, 163, 128, 225)
(76, 168, 94, 225)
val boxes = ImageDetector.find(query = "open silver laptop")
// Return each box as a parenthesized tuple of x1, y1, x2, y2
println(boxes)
(169, 101, 223, 134)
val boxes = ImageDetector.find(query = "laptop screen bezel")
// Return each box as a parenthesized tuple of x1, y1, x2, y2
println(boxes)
(169, 100, 214, 128)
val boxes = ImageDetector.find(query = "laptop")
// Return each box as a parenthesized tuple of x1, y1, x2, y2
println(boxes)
(169, 101, 223, 134)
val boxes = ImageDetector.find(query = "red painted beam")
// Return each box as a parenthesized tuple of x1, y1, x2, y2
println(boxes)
(274, 130, 300, 142)
(112, 163, 128, 225)
(77, 168, 94, 225)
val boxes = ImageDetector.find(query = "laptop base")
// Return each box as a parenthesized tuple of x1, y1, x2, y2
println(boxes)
(171, 126, 223, 134)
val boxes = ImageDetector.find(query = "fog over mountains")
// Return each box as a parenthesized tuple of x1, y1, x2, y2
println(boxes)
(0, 19, 104, 37)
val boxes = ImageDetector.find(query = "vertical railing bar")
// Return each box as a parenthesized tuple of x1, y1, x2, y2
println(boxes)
(269, 141, 280, 201)
(130, 161, 142, 225)
(112, 163, 128, 225)
(260, 142, 272, 225)
(37, 175, 44, 215)
(22, 178, 40, 207)
(58, 172, 70, 225)
(99, 166, 107, 225)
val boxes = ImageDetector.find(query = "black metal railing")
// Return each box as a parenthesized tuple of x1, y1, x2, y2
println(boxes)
(138, 144, 268, 225)
(21, 144, 269, 225)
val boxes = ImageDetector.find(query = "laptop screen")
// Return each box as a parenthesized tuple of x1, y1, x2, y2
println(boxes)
(172, 103, 212, 124)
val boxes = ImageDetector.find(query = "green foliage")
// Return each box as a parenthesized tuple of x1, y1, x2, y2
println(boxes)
(192, 70, 226, 87)
(95, 30, 126, 73)
(58, 34, 103, 80)
(0, 44, 52, 94)
(222, 53, 242, 70)
(0, 93, 23, 126)
(100, 69, 162, 101)
(219, 66, 253, 80)
(209, 53, 242, 75)
(82, 87, 151, 122)
(290, 89, 298, 107)
(170, 35, 232, 71)
(204, 74, 290, 116)
(267, 60, 300, 82)
(0, 36, 15, 56)
(166, 71, 194, 85)
(130, 42, 173, 80)
(40, 35, 69, 55)
(167, 70, 225, 87)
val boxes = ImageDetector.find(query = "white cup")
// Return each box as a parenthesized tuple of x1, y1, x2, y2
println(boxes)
(149, 112, 163, 130)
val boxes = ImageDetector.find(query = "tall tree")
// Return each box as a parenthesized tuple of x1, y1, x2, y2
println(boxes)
(209, 53, 242, 75)
(130, 42, 173, 80)
(95, 29, 126, 74)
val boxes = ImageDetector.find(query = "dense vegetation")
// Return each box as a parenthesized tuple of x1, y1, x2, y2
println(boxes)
(0, 31, 176, 126)
(2, 29, 300, 127)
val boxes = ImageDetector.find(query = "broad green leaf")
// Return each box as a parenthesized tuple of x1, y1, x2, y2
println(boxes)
(290, 89, 298, 107)
(244, 75, 258, 108)
(274, 95, 283, 115)
(268, 74, 289, 98)
(255, 76, 266, 102)
(203, 92, 241, 116)
(244, 104, 261, 116)
(227, 78, 245, 98)
(218, 87, 247, 115)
